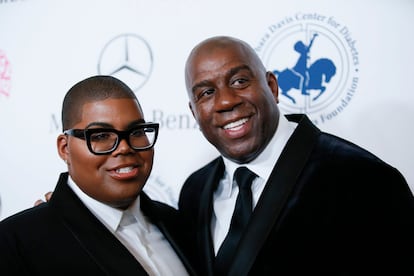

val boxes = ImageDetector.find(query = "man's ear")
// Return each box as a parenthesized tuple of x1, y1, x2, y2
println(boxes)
(57, 134, 69, 163)
(267, 71, 279, 103)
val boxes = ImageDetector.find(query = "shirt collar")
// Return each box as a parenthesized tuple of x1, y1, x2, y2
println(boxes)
(222, 114, 297, 192)
(67, 176, 148, 233)
(127, 196, 151, 233)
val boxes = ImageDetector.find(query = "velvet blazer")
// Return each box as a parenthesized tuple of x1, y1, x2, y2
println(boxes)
(0, 172, 196, 276)
(178, 114, 414, 276)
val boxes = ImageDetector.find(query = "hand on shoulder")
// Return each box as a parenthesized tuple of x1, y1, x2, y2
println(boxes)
(34, 191, 53, 206)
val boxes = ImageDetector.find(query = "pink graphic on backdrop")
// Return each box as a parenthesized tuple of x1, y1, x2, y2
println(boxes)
(0, 50, 12, 98)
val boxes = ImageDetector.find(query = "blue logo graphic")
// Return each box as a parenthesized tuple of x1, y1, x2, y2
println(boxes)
(256, 13, 359, 124)
(274, 33, 336, 104)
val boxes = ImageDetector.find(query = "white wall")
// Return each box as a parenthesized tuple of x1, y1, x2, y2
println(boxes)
(0, 0, 413, 219)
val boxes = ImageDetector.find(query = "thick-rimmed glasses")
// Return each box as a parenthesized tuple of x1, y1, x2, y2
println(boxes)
(64, 123, 159, 155)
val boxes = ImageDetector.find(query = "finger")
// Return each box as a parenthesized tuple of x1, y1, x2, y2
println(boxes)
(45, 191, 53, 202)
(34, 199, 45, 206)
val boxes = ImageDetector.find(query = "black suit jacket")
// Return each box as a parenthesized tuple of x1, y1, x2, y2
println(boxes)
(0, 172, 196, 276)
(179, 114, 414, 276)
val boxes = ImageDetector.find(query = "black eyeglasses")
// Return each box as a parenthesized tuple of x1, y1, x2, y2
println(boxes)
(64, 123, 159, 155)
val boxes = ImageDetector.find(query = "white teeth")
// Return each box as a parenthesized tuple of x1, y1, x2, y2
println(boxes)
(223, 118, 248, 130)
(116, 166, 133, 173)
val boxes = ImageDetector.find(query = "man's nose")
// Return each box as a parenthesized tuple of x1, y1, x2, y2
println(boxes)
(215, 87, 242, 112)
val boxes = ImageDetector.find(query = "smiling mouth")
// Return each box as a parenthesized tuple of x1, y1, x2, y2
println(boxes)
(110, 165, 140, 180)
(223, 118, 249, 130)
(116, 166, 135, 174)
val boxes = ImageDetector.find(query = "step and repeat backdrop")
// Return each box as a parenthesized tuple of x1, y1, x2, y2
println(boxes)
(1, 0, 413, 219)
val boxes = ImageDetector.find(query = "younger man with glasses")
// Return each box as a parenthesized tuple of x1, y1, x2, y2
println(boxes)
(0, 75, 195, 275)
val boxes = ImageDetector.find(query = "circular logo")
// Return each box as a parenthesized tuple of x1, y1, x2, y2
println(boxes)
(0, 50, 12, 98)
(97, 34, 153, 92)
(255, 13, 359, 124)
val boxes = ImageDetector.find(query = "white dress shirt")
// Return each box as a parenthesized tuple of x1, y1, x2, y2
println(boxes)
(211, 115, 297, 254)
(67, 177, 188, 276)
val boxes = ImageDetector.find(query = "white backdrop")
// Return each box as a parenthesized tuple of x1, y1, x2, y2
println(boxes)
(0, 0, 413, 220)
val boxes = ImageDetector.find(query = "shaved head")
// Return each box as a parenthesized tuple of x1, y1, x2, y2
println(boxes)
(61, 75, 140, 131)
(185, 36, 267, 93)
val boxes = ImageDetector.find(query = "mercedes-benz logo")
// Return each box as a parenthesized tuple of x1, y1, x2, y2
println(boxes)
(97, 33, 153, 92)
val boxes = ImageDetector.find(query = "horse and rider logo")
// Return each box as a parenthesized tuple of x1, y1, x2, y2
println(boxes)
(273, 33, 337, 104)
(257, 15, 359, 122)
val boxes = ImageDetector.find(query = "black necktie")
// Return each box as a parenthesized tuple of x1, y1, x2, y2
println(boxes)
(214, 166, 257, 275)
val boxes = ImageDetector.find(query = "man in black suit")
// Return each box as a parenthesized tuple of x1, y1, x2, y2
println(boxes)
(179, 36, 414, 275)
(0, 75, 195, 275)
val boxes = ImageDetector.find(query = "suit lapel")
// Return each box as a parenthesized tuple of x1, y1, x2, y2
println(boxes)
(49, 173, 148, 275)
(199, 158, 225, 276)
(228, 114, 320, 276)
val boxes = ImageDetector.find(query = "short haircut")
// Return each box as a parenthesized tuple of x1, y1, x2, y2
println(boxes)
(61, 75, 140, 131)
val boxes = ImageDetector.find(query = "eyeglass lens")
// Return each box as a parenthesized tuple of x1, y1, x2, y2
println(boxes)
(89, 127, 156, 153)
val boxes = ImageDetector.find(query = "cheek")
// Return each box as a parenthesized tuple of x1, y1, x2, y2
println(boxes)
(141, 151, 154, 174)
(71, 154, 98, 171)
(193, 103, 214, 125)
(256, 92, 277, 114)
(69, 144, 95, 165)
(67, 146, 104, 181)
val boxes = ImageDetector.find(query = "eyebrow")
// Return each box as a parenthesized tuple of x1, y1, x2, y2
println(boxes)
(84, 119, 146, 130)
(127, 119, 147, 129)
(191, 80, 212, 94)
(229, 64, 252, 76)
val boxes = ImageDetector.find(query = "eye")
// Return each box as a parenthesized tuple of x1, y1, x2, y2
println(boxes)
(196, 87, 215, 101)
(202, 88, 215, 96)
(231, 77, 249, 88)
(130, 128, 146, 137)
(90, 132, 113, 142)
